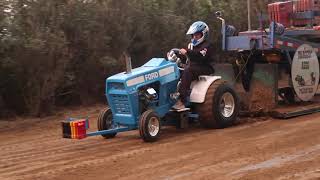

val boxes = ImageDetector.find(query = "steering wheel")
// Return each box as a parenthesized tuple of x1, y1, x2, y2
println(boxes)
(167, 48, 189, 70)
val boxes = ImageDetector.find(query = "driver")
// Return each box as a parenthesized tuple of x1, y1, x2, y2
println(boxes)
(173, 21, 215, 110)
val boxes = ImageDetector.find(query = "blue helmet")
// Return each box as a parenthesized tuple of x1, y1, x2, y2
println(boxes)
(186, 21, 209, 46)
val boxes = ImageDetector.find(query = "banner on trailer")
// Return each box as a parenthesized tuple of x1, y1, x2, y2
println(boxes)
(292, 44, 319, 101)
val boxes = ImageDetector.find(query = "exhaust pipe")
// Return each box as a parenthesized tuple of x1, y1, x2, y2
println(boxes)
(247, 0, 252, 31)
(215, 11, 226, 51)
(123, 52, 132, 74)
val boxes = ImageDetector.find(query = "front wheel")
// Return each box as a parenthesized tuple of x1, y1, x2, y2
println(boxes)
(139, 110, 161, 142)
(97, 107, 117, 138)
(198, 80, 240, 128)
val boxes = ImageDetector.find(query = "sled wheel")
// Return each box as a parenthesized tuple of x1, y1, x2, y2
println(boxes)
(198, 80, 240, 128)
(139, 110, 161, 142)
(97, 107, 117, 138)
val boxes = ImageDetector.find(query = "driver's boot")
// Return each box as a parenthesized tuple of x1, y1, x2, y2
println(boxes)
(172, 99, 186, 110)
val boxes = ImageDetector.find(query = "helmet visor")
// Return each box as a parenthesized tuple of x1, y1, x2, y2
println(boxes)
(192, 32, 203, 39)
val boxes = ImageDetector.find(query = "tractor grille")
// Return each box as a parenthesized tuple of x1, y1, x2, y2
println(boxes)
(111, 94, 131, 114)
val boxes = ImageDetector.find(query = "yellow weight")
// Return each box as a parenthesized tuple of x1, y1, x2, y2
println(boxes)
(71, 122, 75, 139)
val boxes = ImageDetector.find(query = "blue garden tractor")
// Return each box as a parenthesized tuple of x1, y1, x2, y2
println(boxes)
(93, 50, 240, 142)
(62, 46, 240, 142)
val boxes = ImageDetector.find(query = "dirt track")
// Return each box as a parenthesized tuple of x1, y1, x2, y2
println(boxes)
(1, 104, 320, 180)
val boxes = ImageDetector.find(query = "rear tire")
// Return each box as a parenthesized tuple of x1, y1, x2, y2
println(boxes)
(97, 107, 117, 138)
(139, 110, 161, 142)
(198, 80, 240, 128)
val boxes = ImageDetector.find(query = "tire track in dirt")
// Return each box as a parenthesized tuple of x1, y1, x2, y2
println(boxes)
(278, 168, 320, 180)
(0, 123, 102, 157)
(0, 133, 59, 148)
(0, 118, 275, 180)
(1, 132, 212, 180)
(0, 139, 105, 161)
(0, 138, 69, 154)
(3, 113, 320, 180)
(0, 127, 200, 161)
(230, 144, 320, 176)
(3, 145, 151, 180)
(0, 142, 142, 179)
(157, 158, 253, 180)
(0, 137, 142, 174)
(126, 131, 318, 179)
(0, 128, 66, 148)
(27, 127, 287, 179)
(96, 121, 313, 180)
(0, 116, 269, 152)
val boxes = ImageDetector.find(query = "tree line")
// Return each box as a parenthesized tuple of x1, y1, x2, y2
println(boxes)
(0, 0, 273, 117)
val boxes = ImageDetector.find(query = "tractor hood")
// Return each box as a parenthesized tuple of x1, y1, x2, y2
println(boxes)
(106, 58, 179, 88)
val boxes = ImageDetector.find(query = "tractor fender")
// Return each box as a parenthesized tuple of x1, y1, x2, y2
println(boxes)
(190, 75, 222, 103)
